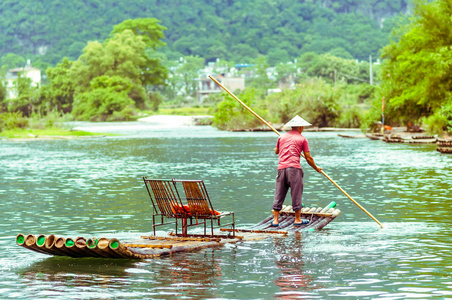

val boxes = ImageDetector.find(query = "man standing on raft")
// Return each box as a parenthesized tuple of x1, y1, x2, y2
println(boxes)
(271, 115, 322, 227)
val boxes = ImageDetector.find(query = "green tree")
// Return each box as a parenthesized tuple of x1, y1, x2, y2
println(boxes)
(111, 18, 166, 50)
(379, 0, 452, 129)
(266, 78, 341, 127)
(274, 62, 298, 88)
(174, 55, 205, 98)
(6, 75, 40, 116)
(298, 52, 373, 85)
(247, 56, 272, 95)
(41, 57, 74, 112)
(0, 80, 6, 105)
(70, 29, 155, 114)
(213, 89, 264, 130)
(72, 75, 134, 121)
(1, 53, 26, 70)
(112, 18, 168, 91)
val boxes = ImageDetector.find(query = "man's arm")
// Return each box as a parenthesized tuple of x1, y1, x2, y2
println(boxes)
(303, 151, 322, 173)
(275, 147, 279, 154)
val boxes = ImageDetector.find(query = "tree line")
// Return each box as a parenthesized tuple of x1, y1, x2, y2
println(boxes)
(0, 0, 408, 69)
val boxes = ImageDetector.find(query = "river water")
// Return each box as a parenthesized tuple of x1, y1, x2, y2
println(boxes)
(0, 121, 451, 299)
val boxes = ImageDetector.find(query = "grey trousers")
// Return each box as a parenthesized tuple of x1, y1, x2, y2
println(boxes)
(272, 167, 304, 212)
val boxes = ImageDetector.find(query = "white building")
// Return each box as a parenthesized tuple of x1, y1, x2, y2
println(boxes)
(197, 74, 245, 102)
(3, 60, 41, 99)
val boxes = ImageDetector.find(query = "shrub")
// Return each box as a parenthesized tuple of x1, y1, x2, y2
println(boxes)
(213, 89, 264, 130)
(0, 112, 28, 132)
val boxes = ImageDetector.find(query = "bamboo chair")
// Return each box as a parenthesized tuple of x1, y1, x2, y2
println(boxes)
(143, 177, 191, 236)
(173, 179, 235, 237)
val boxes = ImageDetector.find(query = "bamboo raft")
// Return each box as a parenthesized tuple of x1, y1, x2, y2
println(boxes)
(437, 139, 452, 153)
(16, 202, 340, 259)
(15, 234, 244, 259)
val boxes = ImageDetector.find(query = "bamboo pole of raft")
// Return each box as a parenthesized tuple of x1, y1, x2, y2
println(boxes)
(209, 75, 384, 229)
(55, 237, 82, 257)
(96, 238, 124, 258)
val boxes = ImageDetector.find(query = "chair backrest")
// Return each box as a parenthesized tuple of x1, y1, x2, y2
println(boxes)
(143, 177, 188, 218)
(174, 179, 216, 218)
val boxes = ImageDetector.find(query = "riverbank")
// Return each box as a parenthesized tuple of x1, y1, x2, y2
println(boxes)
(0, 128, 110, 141)
(137, 115, 213, 126)
(355, 127, 452, 153)
(230, 123, 361, 132)
(0, 115, 214, 141)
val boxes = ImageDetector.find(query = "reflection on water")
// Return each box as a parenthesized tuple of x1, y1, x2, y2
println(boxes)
(1, 122, 452, 299)
(273, 233, 316, 299)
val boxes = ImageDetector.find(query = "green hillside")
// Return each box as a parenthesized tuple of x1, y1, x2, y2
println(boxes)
(0, 0, 409, 66)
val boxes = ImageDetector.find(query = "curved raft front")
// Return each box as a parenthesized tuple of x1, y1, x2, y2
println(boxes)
(247, 201, 341, 232)
(16, 202, 340, 259)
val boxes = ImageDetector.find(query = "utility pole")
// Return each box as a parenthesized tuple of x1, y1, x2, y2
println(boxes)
(369, 55, 373, 85)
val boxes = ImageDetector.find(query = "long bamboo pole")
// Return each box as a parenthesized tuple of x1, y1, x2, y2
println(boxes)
(209, 75, 384, 229)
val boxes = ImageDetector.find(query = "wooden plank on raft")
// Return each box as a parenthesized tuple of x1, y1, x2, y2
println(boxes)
(168, 232, 244, 240)
(220, 228, 288, 235)
(141, 235, 222, 242)
(123, 243, 173, 249)
(278, 206, 336, 217)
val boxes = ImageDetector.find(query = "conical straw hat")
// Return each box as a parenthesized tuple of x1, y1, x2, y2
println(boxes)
(284, 115, 312, 127)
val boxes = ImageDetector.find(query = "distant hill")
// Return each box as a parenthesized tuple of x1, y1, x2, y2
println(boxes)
(0, 0, 410, 66)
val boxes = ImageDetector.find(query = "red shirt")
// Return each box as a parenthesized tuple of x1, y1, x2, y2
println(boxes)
(276, 130, 310, 170)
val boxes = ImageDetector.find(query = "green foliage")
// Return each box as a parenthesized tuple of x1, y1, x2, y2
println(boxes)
(71, 30, 147, 92)
(246, 56, 273, 97)
(379, 0, 452, 127)
(0, 0, 407, 65)
(360, 94, 385, 132)
(440, 102, 452, 134)
(213, 75, 375, 130)
(178, 56, 205, 97)
(27, 111, 64, 129)
(422, 98, 452, 135)
(0, 80, 6, 104)
(72, 75, 134, 121)
(158, 106, 211, 116)
(108, 105, 137, 121)
(5, 75, 41, 116)
(111, 18, 166, 50)
(0, 112, 28, 132)
(111, 18, 168, 90)
(42, 57, 74, 112)
(1, 53, 26, 70)
(266, 78, 341, 127)
(334, 101, 365, 128)
(422, 112, 448, 136)
(63, 24, 167, 118)
(274, 62, 298, 88)
(148, 92, 163, 111)
(164, 56, 205, 99)
(213, 89, 264, 130)
(335, 84, 375, 128)
(298, 52, 375, 85)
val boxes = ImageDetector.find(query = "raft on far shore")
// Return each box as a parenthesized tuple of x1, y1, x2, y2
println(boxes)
(437, 139, 452, 153)
(365, 132, 437, 144)
(16, 203, 340, 259)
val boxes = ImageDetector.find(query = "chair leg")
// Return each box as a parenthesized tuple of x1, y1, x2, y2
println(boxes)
(204, 221, 206, 236)
(182, 218, 187, 237)
(211, 219, 214, 236)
